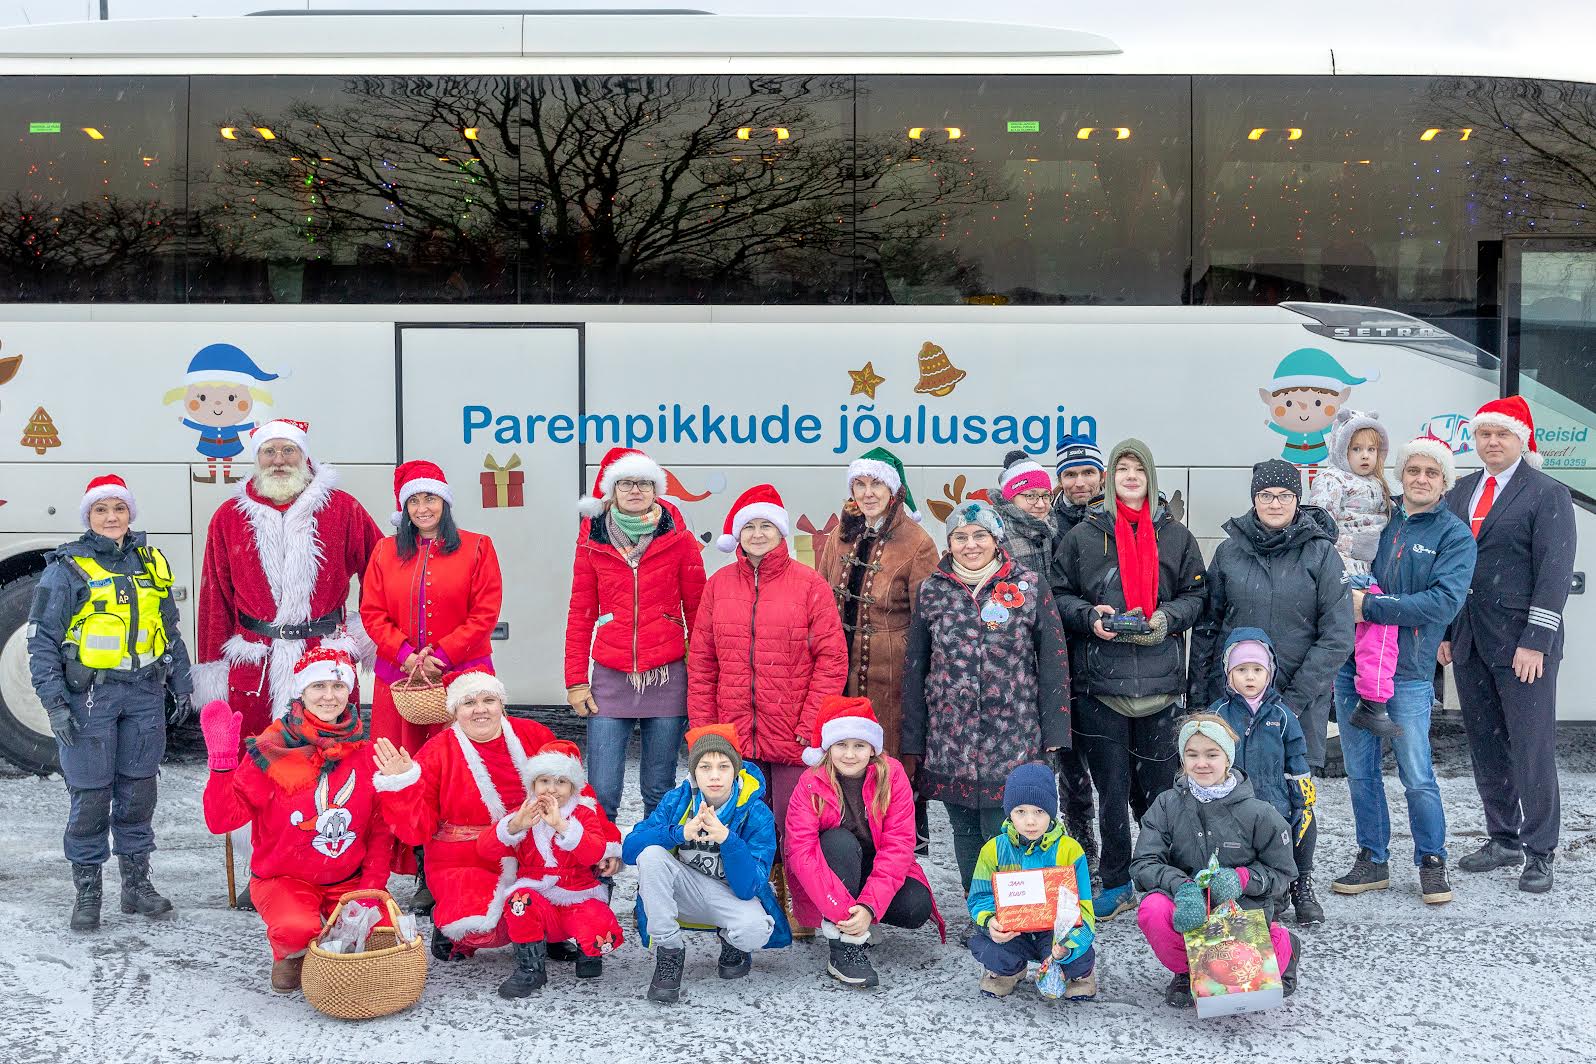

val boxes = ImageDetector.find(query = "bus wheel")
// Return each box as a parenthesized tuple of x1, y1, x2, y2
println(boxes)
(0, 574, 59, 776)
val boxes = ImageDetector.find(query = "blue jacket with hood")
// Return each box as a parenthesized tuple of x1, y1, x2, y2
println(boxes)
(1206, 627, 1310, 823)
(1358, 499, 1476, 682)
(621, 761, 792, 949)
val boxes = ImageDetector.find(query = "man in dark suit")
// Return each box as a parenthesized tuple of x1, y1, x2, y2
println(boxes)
(1442, 395, 1576, 893)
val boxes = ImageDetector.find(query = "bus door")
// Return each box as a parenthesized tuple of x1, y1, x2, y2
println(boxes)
(396, 323, 584, 705)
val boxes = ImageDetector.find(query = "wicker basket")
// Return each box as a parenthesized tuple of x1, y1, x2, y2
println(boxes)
(301, 889, 427, 1020)
(390, 666, 452, 726)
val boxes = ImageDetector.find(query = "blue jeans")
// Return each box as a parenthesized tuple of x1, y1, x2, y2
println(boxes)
(1335, 660, 1447, 865)
(584, 714, 686, 822)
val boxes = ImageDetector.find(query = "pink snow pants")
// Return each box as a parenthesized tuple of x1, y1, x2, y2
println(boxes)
(1354, 580, 1398, 703)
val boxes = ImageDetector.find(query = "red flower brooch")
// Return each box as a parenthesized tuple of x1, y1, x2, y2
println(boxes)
(992, 582, 1026, 610)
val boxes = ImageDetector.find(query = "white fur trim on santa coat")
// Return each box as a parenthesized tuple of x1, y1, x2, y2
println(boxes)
(523, 750, 587, 791)
(496, 814, 528, 848)
(1469, 411, 1543, 468)
(504, 877, 610, 907)
(603, 840, 622, 861)
(716, 501, 790, 553)
(436, 721, 536, 942)
(845, 458, 901, 495)
(530, 796, 595, 867)
(372, 761, 422, 792)
(189, 659, 232, 707)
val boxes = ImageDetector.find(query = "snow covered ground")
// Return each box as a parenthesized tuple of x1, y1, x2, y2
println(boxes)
(3, 722, 1593, 1064)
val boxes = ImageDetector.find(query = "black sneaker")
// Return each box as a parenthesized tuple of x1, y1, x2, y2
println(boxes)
(1519, 854, 1554, 894)
(1331, 848, 1390, 895)
(717, 939, 752, 980)
(1457, 839, 1524, 873)
(1419, 855, 1454, 904)
(1348, 698, 1404, 738)
(1290, 874, 1326, 925)
(1165, 972, 1195, 1008)
(648, 945, 686, 1003)
(826, 940, 879, 988)
(1281, 931, 1302, 997)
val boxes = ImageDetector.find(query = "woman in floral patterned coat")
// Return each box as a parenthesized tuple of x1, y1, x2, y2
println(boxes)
(900, 499, 1071, 896)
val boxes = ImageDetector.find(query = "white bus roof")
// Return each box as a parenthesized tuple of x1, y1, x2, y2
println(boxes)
(0, 12, 1587, 82)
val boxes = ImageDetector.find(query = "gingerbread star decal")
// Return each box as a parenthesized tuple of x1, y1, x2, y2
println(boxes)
(848, 360, 886, 399)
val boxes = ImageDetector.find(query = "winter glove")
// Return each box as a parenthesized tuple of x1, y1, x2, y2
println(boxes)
(200, 700, 243, 772)
(1124, 609, 1170, 647)
(1207, 867, 1243, 905)
(166, 693, 195, 730)
(47, 702, 76, 747)
(1172, 880, 1209, 933)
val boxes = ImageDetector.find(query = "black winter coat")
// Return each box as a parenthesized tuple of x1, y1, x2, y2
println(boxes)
(1131, 774, 1298, 924)
(1187, 506, 1353, 767)
(1054, 498, 1207, 700)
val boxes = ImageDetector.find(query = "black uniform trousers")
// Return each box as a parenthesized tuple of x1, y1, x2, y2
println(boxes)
(1454, 651, 1561, 858)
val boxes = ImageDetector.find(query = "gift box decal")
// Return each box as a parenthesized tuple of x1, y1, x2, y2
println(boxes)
(481, 452, 525, 508)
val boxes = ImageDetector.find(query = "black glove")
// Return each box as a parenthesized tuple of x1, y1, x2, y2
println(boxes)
(47, 702, 76, 746)
(167, 694, 195, 729)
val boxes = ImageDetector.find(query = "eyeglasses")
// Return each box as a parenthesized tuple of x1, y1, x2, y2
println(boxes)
(614, 479, 656, 493)
(1253, 491, 1297, 506)
(258, 444, 301, 461)
(1016, 491, 1052, 503)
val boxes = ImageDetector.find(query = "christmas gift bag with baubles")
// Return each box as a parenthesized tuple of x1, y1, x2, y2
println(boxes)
(1181, 858, 1283, 1018)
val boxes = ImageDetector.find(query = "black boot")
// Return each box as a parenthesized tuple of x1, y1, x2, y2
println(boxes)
(546, 940, 583, 963)
(1458, 839, 1524, 873)
(498, 941, 548, 999)
(1349, 698, 1404, 738)
(410, 845, 434, 915)
(717, 938, 752, 979)
(233, 879, 256, 912)
(118, 854, 173, 917)
(1519, 854, 1554, 894)
(648, 945, 686, 1003)
(1282, 931, 1302, 997)
(70, 863, 102, 932)
(431, 923, 461, 962)
(826, 939, 879, 988)
(1331, 848, 1389, 895)
(1165, 972, 1195, 1009)
(1290, 874, 1325, 925)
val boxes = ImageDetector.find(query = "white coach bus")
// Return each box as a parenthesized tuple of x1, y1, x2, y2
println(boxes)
(0, 10, 1592, 772)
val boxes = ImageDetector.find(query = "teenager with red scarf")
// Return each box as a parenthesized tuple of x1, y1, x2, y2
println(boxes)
(199, 648, 394, 994)
(1055, 438, 1207, 922)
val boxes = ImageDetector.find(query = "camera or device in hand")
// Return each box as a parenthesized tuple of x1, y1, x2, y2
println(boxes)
(1102, 612, 1154, 636)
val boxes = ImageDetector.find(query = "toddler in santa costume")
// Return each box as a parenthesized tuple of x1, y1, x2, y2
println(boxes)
(200, 647, 393, 994)
(475, 739, 624, 997)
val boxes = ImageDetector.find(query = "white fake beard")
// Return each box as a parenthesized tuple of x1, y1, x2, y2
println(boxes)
(253, 464, 313, 503)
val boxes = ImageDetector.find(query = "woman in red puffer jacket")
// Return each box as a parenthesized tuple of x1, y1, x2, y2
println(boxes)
(689, 484, 849, 838)
(565, 448, 707, 823)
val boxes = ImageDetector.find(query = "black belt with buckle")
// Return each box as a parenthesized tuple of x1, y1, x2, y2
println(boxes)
(238, 607, 345, 641)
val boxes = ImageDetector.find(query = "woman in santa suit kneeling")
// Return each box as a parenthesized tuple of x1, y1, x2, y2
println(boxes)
(200, 647, 394, 994)
(372, 670, 621, 968)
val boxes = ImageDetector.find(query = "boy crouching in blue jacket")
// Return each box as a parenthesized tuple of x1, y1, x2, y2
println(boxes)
(622, 723, 791, 1003)
(968, 762, 1097, 1001)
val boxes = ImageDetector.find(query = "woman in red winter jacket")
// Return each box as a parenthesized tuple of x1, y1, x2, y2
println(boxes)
(689, 484, 848, 841)
(564, 447, 707, 822)
(200, 648, 393, 995)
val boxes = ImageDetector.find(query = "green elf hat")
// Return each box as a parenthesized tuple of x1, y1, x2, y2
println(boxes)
(844, 446, 922, 523)
(1268, 348, 1378, 392)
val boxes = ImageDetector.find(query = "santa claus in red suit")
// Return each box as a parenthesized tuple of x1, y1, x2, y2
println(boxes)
(192, 418, 385, 739)
(373, 671, 622, 964)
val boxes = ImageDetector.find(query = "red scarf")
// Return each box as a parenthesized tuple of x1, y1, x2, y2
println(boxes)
(1114, 499, 1161, 618)
(245, 702, 369, 794)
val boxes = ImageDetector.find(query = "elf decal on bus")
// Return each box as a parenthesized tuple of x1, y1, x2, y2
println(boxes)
(1258, 348, 1376, 466)
(162, 343, 280, 485)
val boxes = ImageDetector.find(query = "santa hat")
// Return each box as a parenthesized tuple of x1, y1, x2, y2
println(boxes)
(801, 695, 885, 767)
(1394, 433, 1458, 491)
(292, 646, 357, 697)
(446, 669, 507, 712)
(80, 474, 137, 528)
(183, 342, 279, 387)
(1471, 395, 1541, 469)
(845, 446, 922, 522)
(578, 447, 667, 518)
(998, 449, 1053, 501)
(392, 459, 454, 527)
(249, 418, 310, 460)
(717, 483, 790, 553)
(524, 739, 587, 790)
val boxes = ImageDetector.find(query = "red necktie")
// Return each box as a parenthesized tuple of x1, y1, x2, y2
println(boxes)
(1470, 475, 1497, 538)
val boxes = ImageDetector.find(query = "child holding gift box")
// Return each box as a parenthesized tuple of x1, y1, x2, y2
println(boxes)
(476, 739, 624, 998)
(966, 762, 1097, 1001)
(1131, 714, 1302, 1009)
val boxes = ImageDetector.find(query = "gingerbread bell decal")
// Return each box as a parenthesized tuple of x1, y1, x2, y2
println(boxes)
(912, 340, 967, 398)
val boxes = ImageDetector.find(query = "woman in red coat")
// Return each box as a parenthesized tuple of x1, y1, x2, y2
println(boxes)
(689, 484, 848, 840)
(361, 460, 503, 892)
(373, 671, 621, 972)
(200, 648, 393, 994)
(565, 447, 707, 822)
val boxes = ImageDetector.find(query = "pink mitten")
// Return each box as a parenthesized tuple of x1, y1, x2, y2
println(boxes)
(199, 700, 243, 772)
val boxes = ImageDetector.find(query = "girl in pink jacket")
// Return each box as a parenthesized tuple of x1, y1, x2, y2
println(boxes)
(784, 696, 945, 989)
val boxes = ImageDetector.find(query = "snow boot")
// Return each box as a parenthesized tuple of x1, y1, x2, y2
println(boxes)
(498, 941, 547, 999)
(648, 945, 686, 1003)
(410, 845, 434, 915)
(1064, 967, 1099, 1001)
(1419, 855, 1454, 904)
(1349, 698, 1403, 738)
(431, 924, 461, 962)
(1519, 854, 1554, 894)
(233, 879, 255, 912)
(546, 940, 583, 963)
(118, 854, 173, 917)
(1331, 848, 1389, 895)
(1282, 931, 1302, 997)
(1165, 972, 1195, 1009)
(70, 863, 102, 932)
(270, 954, 304, 993)
(1290, 874, 1326, 924)
(1458, 839, 1524, 873)
(717, 938, 752, 979)
(575, 954, 603, 979)
(826, 940, 879, 988)
(979, 971, 1023, 998)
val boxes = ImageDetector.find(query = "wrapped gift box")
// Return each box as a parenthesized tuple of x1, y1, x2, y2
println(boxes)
(481, 453, 524, 508)
(992, 866, 1079, 934)
(1183, 900, 1284, 1018)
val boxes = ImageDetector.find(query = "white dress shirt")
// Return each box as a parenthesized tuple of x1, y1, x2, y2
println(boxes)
(1469, 456, 1523, 516)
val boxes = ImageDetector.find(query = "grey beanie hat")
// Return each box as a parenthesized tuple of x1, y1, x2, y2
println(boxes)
(944, 498, 1005, 543)
(1104, 438, 1160, 520)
